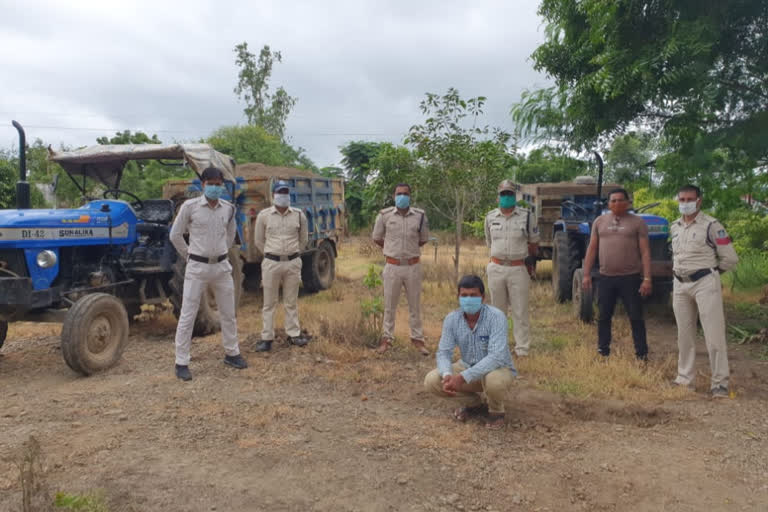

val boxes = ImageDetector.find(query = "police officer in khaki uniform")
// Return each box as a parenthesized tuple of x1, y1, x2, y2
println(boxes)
(372, 183, 429, 355)
(484, 180, 539, 356)
(671, 184, 739, 398)
(253, 180, 309, 352)
(170, 167, 247, 381)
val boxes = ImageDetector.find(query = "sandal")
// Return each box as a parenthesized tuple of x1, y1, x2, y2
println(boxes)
(452, 404, 488, 422)
(485, 413, 505, 430)
(410, 338, 430, 356)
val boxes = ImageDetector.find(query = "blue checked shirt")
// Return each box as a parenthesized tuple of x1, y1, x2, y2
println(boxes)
(436, 304, 516, 383)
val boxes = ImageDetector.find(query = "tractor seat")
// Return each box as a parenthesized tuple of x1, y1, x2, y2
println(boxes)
(136, 199, 174, 224)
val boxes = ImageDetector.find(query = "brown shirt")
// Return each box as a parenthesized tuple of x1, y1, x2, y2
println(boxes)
(591, 212, 649, 276)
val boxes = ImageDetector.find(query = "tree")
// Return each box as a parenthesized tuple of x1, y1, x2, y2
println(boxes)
(407, 88, 511, 277)
(339, 141, 383, 230)
(512, 0, 768, 203)
(233, 42, 297, 141)
(207, 124, 316, 170)
(96, 130, 160, 145)
(515, 146, 587, 184)
(604, 132, 656, 187)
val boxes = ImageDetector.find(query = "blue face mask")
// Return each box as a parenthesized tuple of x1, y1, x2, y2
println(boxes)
(395, 194, 410, 209)
(459, 296, 483, 314)
(203, 184, 224, 200)
(499, 195, 516, 209)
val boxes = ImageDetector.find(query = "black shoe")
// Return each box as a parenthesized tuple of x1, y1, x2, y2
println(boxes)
(254, 340, 273, 352)
(288, 335, 309, 347)
(224, 354, 248, 369)
(175, 364, 192, 381)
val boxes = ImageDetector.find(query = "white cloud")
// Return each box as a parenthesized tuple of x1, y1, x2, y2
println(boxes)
(0, 0, 549, 166)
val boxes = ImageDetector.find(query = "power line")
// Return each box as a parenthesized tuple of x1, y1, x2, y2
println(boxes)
(0, 124, 400, 137)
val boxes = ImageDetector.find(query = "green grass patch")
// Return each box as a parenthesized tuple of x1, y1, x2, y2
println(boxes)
(54, 492, 109, 512)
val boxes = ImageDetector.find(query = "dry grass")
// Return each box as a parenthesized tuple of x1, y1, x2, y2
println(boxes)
(314, 236, 691, 404)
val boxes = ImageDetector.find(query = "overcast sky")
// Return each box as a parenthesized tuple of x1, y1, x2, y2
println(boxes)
(0, 0, 549, 168)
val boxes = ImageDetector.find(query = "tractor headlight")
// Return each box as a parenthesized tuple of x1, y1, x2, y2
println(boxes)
(36, 250, 57, 268)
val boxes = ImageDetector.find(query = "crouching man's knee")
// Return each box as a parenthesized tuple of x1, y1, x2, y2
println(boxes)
(424, 368, 444, 396)
(483, 369, 514, 404)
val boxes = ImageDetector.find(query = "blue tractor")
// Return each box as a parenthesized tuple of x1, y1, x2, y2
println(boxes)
(0, 122, 238, 374)
(550, 153, 673, 322)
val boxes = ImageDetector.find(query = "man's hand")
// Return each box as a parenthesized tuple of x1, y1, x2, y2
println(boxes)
(442, 374, 465, 395)
(373, 239, 384, 248)
(526, 264, 535, 278)
(639, 279, 652, 297)
(582, 273, 592, 291)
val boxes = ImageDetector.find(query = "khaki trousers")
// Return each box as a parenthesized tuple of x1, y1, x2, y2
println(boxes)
(672, 271, 729, 389)
(174, 260, 240, 366)
(486, 262, 530, 355)
(424, 362, 514, 413)
(261, 257, 302, 340)
(382, 262, 423, 341)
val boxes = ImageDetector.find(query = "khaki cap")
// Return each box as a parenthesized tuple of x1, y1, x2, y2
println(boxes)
(498, 180, 516, 192)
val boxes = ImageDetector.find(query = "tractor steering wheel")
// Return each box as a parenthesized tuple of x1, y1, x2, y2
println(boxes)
(102, 189, 144, 210)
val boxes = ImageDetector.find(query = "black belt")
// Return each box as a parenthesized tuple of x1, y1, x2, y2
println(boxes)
(189, 253, 227, 264)
(264, 253, 300, 262)
(674, 268, 712, 283)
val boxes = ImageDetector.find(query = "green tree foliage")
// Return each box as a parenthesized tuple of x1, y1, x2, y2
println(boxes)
(604, 132, 656, 187)
(233, 42, 297, 141)
(406, 88, 512, 275)
(632, 187, 679, 222)
(512, 0, 768, 205)
(339, 141, 383, 231)
(207, 124, 316, 170)
(0, 141, 58, 208)
(318, 166, 344, 178)
(516, 146, 587, 184)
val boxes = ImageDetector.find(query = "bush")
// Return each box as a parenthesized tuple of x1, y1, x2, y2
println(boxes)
(723, 249, 768, 291)
(720, 209, 768, 254)
(632, 187, 679, 223)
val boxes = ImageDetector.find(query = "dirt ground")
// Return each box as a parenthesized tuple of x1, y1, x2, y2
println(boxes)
(1, 241, 768, 512)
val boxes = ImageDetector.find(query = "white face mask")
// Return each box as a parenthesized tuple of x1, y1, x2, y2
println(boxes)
(678, 201, 698, 216)
(273, 193, 290, 207)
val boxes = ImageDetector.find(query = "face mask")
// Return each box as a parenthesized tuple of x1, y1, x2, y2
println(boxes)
(678, 201, 697, 216)
(273, 193, 291, 207)
(459, 296, 483, 315)
(395, 194, 410, 209)
(499, 195, 516, 209)
(203, 184, 224, 200)
(609, 200, 629, 216)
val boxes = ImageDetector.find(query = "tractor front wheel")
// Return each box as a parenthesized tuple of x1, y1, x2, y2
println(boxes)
(572, 269, 594, 323)
(61, 293, 130, 375)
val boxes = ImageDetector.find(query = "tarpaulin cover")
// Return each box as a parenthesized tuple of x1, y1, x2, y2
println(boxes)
(48, 144, 236, 187)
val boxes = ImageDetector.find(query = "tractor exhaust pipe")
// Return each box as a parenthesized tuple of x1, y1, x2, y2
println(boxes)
(12, 120, 31, 210)
(593, 151, 604, 212)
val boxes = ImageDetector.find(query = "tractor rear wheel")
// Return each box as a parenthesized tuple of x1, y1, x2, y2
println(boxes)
(169, 248, 244, 337)
(572, 269, 594, 323)
(552, 231, 580, 303)
(301, 241, 336, 293)
(61, 293, 129, 375)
